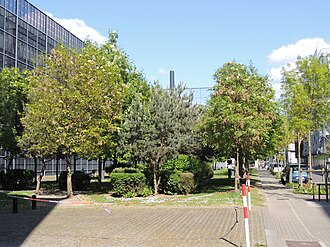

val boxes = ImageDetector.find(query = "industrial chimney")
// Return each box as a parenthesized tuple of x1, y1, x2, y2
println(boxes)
(170, 70, 175, 89)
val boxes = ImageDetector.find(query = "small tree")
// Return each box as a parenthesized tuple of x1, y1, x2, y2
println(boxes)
(281, 56, 330, 184)
(120, 83, 200, 194)
(20, 36, 127, 196)
(201, 62, 278, 191)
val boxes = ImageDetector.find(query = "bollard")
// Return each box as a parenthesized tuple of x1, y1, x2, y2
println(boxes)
(242, 184, 250, 247)
(246, 173, 251, 211)
(13, 198, 18, 214)
(32, 195, 37, 210)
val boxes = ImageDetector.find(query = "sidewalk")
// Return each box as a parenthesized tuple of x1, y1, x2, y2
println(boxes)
(258, 169, 330, 247)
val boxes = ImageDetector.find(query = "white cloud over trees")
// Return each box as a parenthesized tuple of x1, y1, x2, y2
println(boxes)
(46, 12, 108, 44)
(267, 37, 330, 98)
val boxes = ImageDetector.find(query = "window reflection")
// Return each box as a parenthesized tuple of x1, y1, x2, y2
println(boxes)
(0, 0, 84, 69)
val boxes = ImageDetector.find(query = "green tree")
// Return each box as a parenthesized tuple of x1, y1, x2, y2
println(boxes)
(20, 37, 128, 196)
(281, 56, 330, 184)
(120, 83, 200, 194)
(201, 62, 278, 191)
(0, 68, 28, 169)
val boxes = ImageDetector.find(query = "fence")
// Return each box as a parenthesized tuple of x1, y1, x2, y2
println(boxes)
(185, 87, 213, 105)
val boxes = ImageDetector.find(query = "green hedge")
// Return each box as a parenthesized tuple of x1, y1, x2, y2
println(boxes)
(0, 169, 35, 190)
(109, 172, 146, 197)
(163, 171, 195, 195)
(163, 155, 214, 189)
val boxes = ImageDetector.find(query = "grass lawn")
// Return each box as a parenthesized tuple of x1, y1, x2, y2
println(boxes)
(0, 168, 265, 208)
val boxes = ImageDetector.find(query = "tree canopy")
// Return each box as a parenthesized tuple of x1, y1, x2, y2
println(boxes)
(20, 33, 146, 196)
(119, 83, 201, 194)
(0, 68, 28, 168)
(200, 62, 279, 190)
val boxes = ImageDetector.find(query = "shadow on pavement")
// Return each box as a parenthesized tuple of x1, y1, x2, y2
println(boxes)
(0, 192, 64, 247)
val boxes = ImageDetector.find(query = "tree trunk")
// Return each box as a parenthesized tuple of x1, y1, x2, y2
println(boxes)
(35, 158, 46, 195)
(56, 155, 59, 182)
(7, 152, 14, 170)
(297, 133, 302, 187)
(66, 155, 73, 197)
(73, 154, 77, 172)
(34, 156, 38, 185)
(308, 129, 312, 185)
(152, 164, 158, 195)
(235, 150, 240, 192)
(98, 158, 103, 184)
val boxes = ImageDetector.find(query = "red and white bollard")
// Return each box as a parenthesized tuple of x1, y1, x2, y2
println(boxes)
(246, 173, 251, 211)
(242, 184, 250, 247)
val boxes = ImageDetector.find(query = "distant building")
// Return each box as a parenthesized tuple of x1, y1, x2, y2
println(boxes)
(0, 0, 84, 70)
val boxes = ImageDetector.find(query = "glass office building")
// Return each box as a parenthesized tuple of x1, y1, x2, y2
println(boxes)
(0, 0, 84, 70)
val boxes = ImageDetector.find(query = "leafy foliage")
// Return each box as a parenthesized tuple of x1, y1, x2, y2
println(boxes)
(281, 55, 330, 167)
(0, 169, 34, 190)
(109, 172, 146, 197)
(200, 62, 278, 189)
(120, 83, 201, 194)
(0, 68, 28, 163)
(59, 171, 91, 191)
(162, 171, 195, 195)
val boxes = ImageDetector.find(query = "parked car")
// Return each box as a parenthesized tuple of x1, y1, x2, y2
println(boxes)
(281, 163, 308, 184)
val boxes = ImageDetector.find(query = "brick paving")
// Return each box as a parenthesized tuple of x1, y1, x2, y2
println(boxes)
(1, 169, 329, 247)
(0, 202, 266, 246)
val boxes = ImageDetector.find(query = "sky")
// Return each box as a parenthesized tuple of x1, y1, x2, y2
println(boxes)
(30, 0, 330, 98)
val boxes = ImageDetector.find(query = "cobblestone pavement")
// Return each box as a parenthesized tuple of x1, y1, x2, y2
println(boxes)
(0, 202, 266, 247)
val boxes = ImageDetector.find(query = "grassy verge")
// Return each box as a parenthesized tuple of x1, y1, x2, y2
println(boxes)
(1, 168, 265, 207)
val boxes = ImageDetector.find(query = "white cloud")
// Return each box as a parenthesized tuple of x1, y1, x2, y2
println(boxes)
(267, 38, 330, 99)
(157, 67, 167, 75)
(268, 37, 330, 63)
(46, 12, 108, 44)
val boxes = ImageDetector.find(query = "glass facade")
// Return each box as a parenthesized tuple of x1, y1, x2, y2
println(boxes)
(0, 0, 84, 70)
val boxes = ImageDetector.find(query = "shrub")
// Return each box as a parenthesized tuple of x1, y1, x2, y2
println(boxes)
(0, 169, 35, 190)
(59, 171, 91, 191)
(109, 172, 146, 197)
(163, 171, 195, 195)
(161, 155, 214, 193)
(138, 185, 153, 197)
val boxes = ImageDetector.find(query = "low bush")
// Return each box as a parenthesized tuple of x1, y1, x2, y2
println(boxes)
(59, 171, 91, 191)
(163, 171, 195, 195)
(109, 172, 146, 197)
(0, 169, 35, 190)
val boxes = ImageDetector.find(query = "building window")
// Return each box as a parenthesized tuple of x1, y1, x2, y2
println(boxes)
(28, 25, 37, 47)
(0, 30, 3, 52)
(17, 39, 27, 62)
(4, 54, 15, 68)
(5, 0, 16, 14)
(18, 19, 27, 41)
(5, 9, 16, 35)
(0, 53, 3, 67)
(17, 61, 27, 70)
(37, 31, 46, 51)
(0, 7, 5, 30)
(4, 32, 15, 57)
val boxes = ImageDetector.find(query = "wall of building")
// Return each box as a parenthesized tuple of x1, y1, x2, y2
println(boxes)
(0, 0, 84, 70)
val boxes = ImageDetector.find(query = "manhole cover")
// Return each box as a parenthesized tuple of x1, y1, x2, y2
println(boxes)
(286, 240, 321, 247)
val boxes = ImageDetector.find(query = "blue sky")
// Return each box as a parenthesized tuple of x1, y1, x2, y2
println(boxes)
(30, 0, 330, 97)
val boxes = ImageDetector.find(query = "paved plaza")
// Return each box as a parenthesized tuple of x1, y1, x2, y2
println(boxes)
(0, 169, 329, 247)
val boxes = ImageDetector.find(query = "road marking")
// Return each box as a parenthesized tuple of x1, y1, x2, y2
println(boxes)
(286, 200, 317, 239)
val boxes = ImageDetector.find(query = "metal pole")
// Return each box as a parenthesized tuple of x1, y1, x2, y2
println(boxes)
(170, 70, 175, 89)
